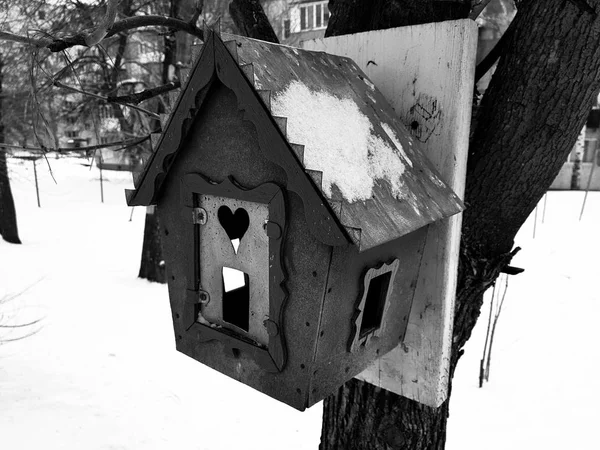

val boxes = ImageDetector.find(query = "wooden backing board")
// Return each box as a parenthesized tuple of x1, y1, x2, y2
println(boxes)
(303, 19, 477, 407)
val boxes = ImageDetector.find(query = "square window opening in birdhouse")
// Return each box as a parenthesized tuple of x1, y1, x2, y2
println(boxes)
(349, 259, 399, 352)
(222, 267, 250, 332)
(360, 271, 391, 338)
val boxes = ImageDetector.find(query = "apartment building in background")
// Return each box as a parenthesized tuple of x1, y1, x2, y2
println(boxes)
(263, 0, 330, 46)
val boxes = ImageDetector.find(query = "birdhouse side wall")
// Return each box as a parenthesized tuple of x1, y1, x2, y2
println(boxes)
(156, 82, 332, 410)
(308, 226, 428, 407)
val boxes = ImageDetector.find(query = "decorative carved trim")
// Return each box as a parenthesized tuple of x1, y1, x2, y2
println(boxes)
(180, 173, 288, 372)
(127, 32, 217, 207)
(348, 259, 400, 352)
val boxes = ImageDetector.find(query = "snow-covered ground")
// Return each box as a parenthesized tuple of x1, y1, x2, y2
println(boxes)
(1, 156, 598, 449)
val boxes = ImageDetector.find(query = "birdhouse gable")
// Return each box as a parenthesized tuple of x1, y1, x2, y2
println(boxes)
(126, 30, 348, 248)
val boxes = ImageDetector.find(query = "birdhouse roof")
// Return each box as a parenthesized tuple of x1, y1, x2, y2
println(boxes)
(126, 31, 464, 252)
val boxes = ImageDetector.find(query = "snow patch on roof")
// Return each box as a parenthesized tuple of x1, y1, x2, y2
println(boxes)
(382, 123, 413, 168)
(272, 81, 407, 203)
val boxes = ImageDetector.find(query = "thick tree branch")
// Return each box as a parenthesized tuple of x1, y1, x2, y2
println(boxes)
(568, 0, 597, 17)
(229, 0, 279, 43)
(107, 81, 181, 105)
(474, 19, 515, 83)
(190, 0, 205, 26)
(0, 16, 205, 53)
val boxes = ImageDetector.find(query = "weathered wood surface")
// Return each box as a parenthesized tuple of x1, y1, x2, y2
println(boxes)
(304, 19, 477, 407)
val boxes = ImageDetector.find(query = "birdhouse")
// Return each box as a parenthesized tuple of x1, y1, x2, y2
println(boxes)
(126, 30, 464, 411)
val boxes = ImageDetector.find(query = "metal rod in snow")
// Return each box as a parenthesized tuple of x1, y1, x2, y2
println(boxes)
(533, 204, 538, 239)
(479, 283, 496, 388)
(579, 148, 598, 221)
(32, 158, 40, 208)
(542, 192, 548, 223)
(99, 160, 104, 204)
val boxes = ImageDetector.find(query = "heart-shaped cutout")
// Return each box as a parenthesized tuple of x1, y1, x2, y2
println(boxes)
(218, 205, 250, 241)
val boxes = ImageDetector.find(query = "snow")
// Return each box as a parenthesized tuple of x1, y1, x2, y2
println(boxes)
(447, 191, 600, 450)
(1, 156, 599, 449)
(271, 81, 408, 203)
(0, 157, 321, 450)
(381, 123, 412, 168)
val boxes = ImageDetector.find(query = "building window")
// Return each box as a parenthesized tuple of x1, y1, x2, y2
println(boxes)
(283, 19, 291, 38)
(300, 6, 308, 30)
(315, 4, 322, 28)
(99, 105, 112, 120)
(300, 2, 329, 31)
(65, 130, 78, 138)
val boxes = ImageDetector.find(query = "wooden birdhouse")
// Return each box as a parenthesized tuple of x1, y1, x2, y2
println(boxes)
(126, 30, 464, 411)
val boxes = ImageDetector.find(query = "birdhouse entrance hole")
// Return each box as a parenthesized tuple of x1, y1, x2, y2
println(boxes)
(222, 267, 250, 332)
(218, 205, 250, 254)
(360, 271, 391, 338)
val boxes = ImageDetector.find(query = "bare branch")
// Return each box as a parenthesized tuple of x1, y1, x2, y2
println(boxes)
(469, 0, 494, 20)
(0, 134, 151, 154)
(85, 0, 120, 46)
(1, 16, 205, 53)
(0, 318, 43, 328)
(52, 80, 160, 119)
(108, 81, 181, 105)
(475, 19, 515, 83)
(190, 0, 205, 26)
(229, 0, 279, 44)
(0, 30, 51, 47)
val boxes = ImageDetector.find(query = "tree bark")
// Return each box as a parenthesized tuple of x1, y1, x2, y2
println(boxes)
(321, 0, 600, 448)
(136, 0, 185, 284)
(138, 205, 166, 283)
(325, 0, 470, 37)
(0, 54, 21, 245)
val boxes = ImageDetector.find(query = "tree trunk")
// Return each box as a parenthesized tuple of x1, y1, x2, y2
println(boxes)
(325, 0, 470, 37)
(322, 381, 449, 449)
(138, 205, 166, 283)
(321, 0, 600, 448)
(137, 0, 187, 284)
(0, 54, 21, 245)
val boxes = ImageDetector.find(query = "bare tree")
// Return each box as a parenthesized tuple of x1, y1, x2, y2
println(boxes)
(0, 53, 21, 244)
